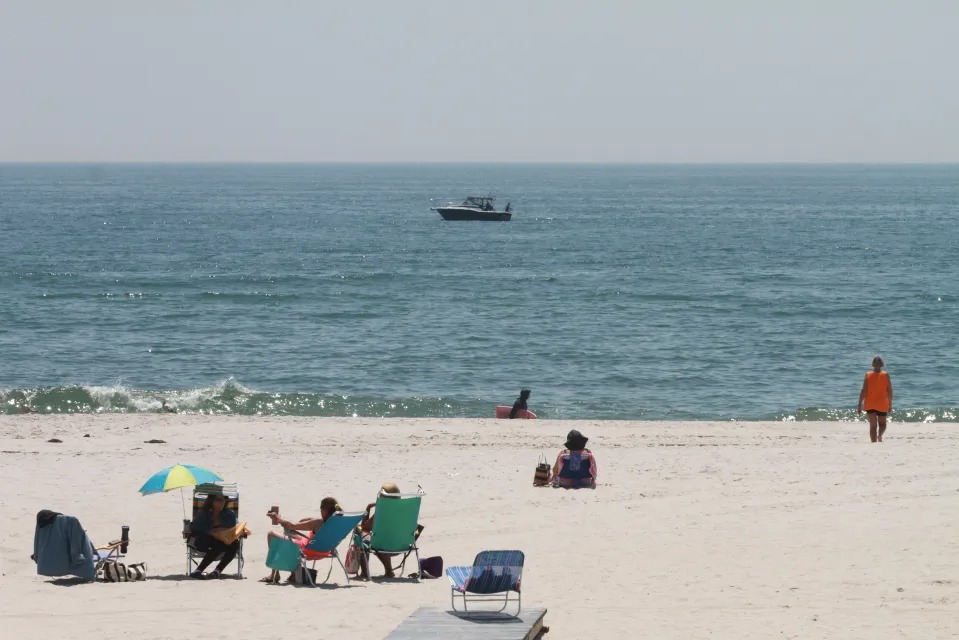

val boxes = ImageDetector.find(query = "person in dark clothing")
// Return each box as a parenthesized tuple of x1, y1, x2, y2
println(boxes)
(189, 493, 241, 579)
(509, 389, 532, 419)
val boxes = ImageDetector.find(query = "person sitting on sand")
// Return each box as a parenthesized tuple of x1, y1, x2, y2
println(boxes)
(857, 355, 893, 443)
(188, 493, 241, 579)
(261, 497, 343, 583)
(552, 429, 597, 488)
(509, 388, 532, 419)
(357, 483, 423, 580)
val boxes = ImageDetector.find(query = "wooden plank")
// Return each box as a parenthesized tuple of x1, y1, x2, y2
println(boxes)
(385, 606, 547, 640)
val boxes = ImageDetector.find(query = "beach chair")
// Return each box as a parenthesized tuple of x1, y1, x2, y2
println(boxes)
(92, 537, 127, 572)
(356, 490, 424, 579)
(447, 550, 525, 617)
(268, 511, 366, 586)
(185, 482, 245, 578)
(33, 512, 127, 582)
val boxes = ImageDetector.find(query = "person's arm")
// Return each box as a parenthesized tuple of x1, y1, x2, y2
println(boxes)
(857, 374, 868, 414)
(190, 512, 210, 534)
(276, 516, 323, 532)
(220, 510, 238, 529)
(589, 452, 597, 481)
(552, 451, 565, 477)
(359, 503, 375, 532)
(887, 375, 893, 412)
(509, 402, 519, 419)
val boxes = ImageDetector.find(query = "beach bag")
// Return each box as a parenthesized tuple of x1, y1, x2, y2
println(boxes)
(344, 544, 360, 575)
(100, 560, 129, 583)
(266, 537, 301, 572)
(418, 556, 443, 579)
(126, 562, 147, 581)
(292, 566, 318, 585)
(533, 454, 551, 486)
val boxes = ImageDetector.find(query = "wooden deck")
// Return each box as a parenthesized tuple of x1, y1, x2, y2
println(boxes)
(384, 607, 547, 640)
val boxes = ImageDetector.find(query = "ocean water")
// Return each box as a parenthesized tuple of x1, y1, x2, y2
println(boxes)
(1, 163, 957, 421)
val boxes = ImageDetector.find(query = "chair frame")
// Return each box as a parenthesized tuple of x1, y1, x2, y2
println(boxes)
(447, 550, 525, 617)
(91, 538, 127, 579)
(185, 482, 245, 578)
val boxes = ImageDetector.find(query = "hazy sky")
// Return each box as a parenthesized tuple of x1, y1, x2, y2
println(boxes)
(2, 1, 956, 162)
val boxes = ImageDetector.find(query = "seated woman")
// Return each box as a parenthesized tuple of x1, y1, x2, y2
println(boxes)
(552, 429, 598, 489)
(189, 493, 241, 579)
(357, 482, 423, 580)
(261, 496, 342, 583)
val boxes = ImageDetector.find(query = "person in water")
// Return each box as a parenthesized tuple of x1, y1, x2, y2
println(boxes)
(857, 355, 893, 443)
(505, 202, 512, 213)
(509, 389, 532, 419)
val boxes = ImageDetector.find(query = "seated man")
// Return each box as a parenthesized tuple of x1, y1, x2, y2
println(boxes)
(552, 429, 597, 488)
(356, 483, 423, 580)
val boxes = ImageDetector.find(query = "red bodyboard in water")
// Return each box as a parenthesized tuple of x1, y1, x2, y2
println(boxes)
(495, 405, 537, 419)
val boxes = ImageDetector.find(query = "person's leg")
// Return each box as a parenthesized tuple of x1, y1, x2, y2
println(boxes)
(358, 551, 371, 580)
(878, 413, 888, 442)
(213, 540, 240, 573)
(375, 552, 395, 578)
(868, 412, 878, 443)
(261, 532, 282, 582)
(193, 534, 223, 574)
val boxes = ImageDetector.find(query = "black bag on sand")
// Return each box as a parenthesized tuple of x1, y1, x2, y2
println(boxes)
(292, 566, 318, 585)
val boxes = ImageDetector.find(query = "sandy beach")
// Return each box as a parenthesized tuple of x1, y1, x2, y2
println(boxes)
(2, 415, 958, 639)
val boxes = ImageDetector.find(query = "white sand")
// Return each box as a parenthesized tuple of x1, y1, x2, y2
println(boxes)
(2, 415, 958, 639)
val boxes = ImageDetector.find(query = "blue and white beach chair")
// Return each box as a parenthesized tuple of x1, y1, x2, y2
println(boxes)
(446, 550, 525, 616)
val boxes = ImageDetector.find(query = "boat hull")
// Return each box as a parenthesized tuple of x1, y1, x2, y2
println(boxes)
(435, 207, 511, 221)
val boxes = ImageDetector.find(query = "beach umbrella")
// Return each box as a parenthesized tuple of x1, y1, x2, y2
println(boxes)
(138, 464, 224, 518)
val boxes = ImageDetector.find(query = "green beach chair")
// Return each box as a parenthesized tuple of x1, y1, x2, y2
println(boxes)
(357, 490, 424, 580)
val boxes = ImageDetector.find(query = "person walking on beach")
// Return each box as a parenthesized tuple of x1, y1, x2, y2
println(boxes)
(857, 355, 893, 443)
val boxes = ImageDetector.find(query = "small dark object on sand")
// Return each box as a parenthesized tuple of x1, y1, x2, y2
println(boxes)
(83, 434, 91, 438)
(47, 438, 62, 443)
(144, 439, 167, 444)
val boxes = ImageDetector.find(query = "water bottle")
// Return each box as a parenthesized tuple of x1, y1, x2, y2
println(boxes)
(120, 525, 130, 554)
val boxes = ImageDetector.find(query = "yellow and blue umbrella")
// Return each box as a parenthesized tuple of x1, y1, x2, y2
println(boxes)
(139, 464, 223, 495)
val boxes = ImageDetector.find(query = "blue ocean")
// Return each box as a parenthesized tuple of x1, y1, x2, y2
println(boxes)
(1, 163, 956, 420)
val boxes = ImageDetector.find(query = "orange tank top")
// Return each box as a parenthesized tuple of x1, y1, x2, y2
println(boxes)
(863, 371, 890, 412)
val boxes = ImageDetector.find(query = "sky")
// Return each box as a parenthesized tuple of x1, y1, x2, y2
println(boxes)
(1, 1, 957, 162)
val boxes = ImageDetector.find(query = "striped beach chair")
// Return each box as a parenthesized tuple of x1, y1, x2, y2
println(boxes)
(185, 482, 245, 578)
(447, 550, 525, 617)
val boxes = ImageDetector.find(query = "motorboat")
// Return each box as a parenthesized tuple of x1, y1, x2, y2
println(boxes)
(432, 195, 512, 221)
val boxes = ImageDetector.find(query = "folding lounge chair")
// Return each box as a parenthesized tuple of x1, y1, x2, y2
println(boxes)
(356, 490, 424, 579)
(185, 482, 245, 578)
(447, 550, 525, 617)
(33, 512, 127, 582)
(92, 538, 127, 571)
(267, 511, 366, 586)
